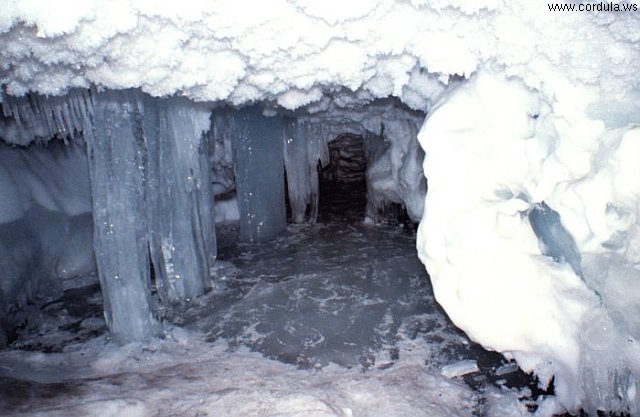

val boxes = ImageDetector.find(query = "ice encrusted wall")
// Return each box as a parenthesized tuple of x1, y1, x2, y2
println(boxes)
(208, 98, 426, 226)
(0, 0, 639, 414)
(0, 140, 94, 346)
(289, 98, 427, 224)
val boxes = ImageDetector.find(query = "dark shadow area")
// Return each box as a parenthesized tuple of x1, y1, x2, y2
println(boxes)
(318, 134, 367, 223)
(7, 282, 105, 353)
(372, 201, 414, 228)
(0, 376, 81, 413)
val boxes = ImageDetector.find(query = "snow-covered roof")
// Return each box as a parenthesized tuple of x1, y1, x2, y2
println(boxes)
(1, 0, 638, 113)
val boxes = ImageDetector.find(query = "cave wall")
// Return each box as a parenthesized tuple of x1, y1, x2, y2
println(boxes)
(0, 140, 95, 346)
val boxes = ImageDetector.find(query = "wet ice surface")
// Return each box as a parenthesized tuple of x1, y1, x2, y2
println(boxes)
(172, 220, 540, 392)
(173, 221, 471, 370)
(0, 220, 541, 416)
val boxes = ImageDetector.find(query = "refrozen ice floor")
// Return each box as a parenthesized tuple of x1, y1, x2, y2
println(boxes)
(176, 222, 477, 370)
(0, 220, 542, 416)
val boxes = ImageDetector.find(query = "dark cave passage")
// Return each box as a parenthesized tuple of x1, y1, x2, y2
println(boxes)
(318, 134, 367, 223)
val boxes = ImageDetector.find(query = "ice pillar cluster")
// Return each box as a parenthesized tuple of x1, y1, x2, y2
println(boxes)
(144, 97, 216, 306)
(87, 91, 215, 342)
(84, 91, 157, 342)
(1, 90, 217, 343)
(283, 120, 323, 224)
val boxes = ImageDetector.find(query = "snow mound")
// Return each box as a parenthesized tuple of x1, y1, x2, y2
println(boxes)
(417, 71, 640, 415)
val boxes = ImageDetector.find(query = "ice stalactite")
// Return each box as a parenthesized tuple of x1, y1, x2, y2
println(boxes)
(283, 120, 323, 223)
(232, 106, 286, 242)
(144, 96, 215, 306)
(1, 89, 92, 145)
(83, 90, 157, 343)
(363, 131, 392, 223)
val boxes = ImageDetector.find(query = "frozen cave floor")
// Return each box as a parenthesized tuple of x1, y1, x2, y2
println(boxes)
(0, 219, 554, 416)
(177, 221, 542, 389)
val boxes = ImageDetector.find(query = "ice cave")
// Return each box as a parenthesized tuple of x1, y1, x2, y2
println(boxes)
(0, 1, 639, 416)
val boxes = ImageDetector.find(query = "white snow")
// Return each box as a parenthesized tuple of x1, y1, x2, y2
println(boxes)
(0, 331, 481, 417)
(441, 359, 479, 378)
(2, 0, 636, 110)
(417, 71, 640, 414)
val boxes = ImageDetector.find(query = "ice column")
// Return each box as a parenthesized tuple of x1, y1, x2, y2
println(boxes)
(144, 97, 216, 305)
(232, 106, 286, 242)
(284, 120, 320, 223)
(83, 90, 156, 343)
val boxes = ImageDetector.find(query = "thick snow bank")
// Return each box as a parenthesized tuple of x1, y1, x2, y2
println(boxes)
(417, 71, 640, 415)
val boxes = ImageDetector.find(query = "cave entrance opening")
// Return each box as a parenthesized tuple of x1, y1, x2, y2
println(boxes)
(318, 134, 367, 223)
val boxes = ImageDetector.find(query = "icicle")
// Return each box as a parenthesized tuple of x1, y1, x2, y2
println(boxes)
(232, 106, 286, 242)
(307, 122, 324, 222)
(77, 90, 94, 131)
(312, 122, 330, 169)
(83, 89, 157, 343)
(67, 94, 82, 139)
(53, 102, 63, 134)
(363, 131, 390, 223)
(145, 95, 216, 305)
(33, 94, 54, 137)
(60, 100, 74, 139)
(284, 119, 309, 223)
(283, 120, 321, 223)
(1, 90, 94, 144)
